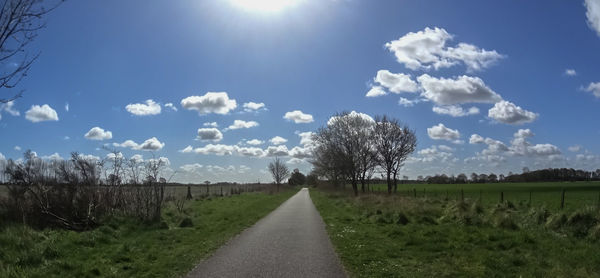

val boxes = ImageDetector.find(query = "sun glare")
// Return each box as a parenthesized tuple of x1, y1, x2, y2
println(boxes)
(230, 0, 301, 12)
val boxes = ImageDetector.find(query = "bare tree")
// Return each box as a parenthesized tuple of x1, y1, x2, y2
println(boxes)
(311, 111, 376, 196)
(373, 115, 416, 194)
(268, 157, 290, 192)
(0, 0, 62, 103)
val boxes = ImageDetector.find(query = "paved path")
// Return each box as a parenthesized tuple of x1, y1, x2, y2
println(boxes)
(186, 188, 347, 278)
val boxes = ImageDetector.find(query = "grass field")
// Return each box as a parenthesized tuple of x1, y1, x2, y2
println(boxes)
(311, 183, 600, 277)
(365, 181, 600, 211)
(0, 187, 297, 278)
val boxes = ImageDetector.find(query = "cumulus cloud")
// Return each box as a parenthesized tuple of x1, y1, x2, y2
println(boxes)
(84, 127, 113, 140)
(366, 86, 387, 97)
(165, 103, 178, 111)
(265, 145, 290, 157)
(427, 123, 460, 141)
(373, 70, 419, 94)
(507, 129, 561, 157)
(125, 99, 161, 116)
(432, 105, 479, 117)
(25, 104, 59, 122)
(243, 102, 266, 112)
(203, 122, 218, 127)
(385, 27, 503, 72)
(582, 82, 600, 98)
(226, 120, 259, 130)
(488, 100, 538, 125)
(113, 137, 165, 151)
(188, 144, 238, 156)
(568, 145, 582, 152)
(327, 111, 374, 126)
(269, 136, 287, 145)
(585, 0, 600, 37)
(14, 146, 21, 151)
(196, 128, 223, 142)
(398, 97, 426, 107)
(297, 131, 315, 147)
(564, 69, 577, 76)
(246, 139, 264, 145)
(417, 74, 502, 105)
(181, 92, 237, 115)
(284, 110, 314, 123)
(469, 134, 485, 144)
(237, 147, 265, 157)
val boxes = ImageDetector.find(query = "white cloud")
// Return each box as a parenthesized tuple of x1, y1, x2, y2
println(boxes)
(284, 110, 314, 123)
(25, 104, 59, 122)
(385, 27, 503, 72)
(165, 103, 178, 111)
(125, 99, 161, 116)
(585, 0, 600, 37)
(0, 152, 5, 161)
(469, 134, 485, 144)
(243, 102, 266, 112)
(265, 145, 290, 157)
(568, 145, 582, 152)
(583, 82, 600, 98)
(130, 154, 144, 163)
(398, 97, 425, 107)
(269, 136, 288, 145)
(289, 146, 312, 159)
(427, 123, 460, 141)
(0, 101, 20, 120)
(373, 70, 418, 94)
(196, 128, 223, 142)
(507, 130, 561, 157)
(84, 127, 113, 140)
(203, 122, 218, 127)
(113, 137, 165, 151)
(514, 128, 534, 139)
(237, 147, 265, 157)
(488, 100, 538, 125)
(432, 105, 479, 117)
(190, 144, 238, 156)
(65, 103, 69, 112)
(327, 111, 374, 126)
(564, 69, 577, 76)
(180, 163, 203, 172)
(246, 139, 264, 145)
(366, 86, 387, 97)
(417, 74, 503, 105)
(181, 92, 237, 115)
(14, 146, 21, 151)
(297, 131, 315, 147)
(226, 120, 259, 130)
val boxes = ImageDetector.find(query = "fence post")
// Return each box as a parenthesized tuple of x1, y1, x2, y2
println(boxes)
(528, 191, 532, 206)
(413, 188, 416, 198)
(479, 189, 482, 201)
(560, 189, 565, 210)
(500, 191, 504, 203)
(461, 189, 464, 203)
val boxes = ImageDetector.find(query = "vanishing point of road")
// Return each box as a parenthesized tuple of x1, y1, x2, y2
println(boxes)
(186, 188, 347, 278)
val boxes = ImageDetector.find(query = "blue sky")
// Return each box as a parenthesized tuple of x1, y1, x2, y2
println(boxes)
(1, 0, 600, 183)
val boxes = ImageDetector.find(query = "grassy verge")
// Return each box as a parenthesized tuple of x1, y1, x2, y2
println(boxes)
(0, 188, 297, 278)
(311, 189, 600, 277)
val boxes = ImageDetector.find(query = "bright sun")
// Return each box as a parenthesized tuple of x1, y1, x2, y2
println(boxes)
(230, 0, 301, 12)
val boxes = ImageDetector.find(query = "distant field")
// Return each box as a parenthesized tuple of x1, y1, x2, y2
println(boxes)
(362, 181, 600, 211)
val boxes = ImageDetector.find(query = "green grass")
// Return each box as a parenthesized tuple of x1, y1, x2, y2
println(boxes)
(310, 188, 600, 277)
(366, 181, 600, 211)
(0, 188, 297, 278)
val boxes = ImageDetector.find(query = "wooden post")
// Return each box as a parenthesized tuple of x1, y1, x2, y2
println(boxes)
(461, 189, 464, 203)
(560, 189, 565, 210)
(413, 188, 416, 198)
(500, 191, 504, 203)
(220, 185, 223, 197)
(479, 189, 482, 201)
(528, 191, 532, 206)
(446, 190, 448, 200)
(186, 186, 193, 200)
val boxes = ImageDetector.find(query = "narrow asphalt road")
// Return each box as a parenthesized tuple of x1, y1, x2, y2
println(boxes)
(186, 188, 347, 278)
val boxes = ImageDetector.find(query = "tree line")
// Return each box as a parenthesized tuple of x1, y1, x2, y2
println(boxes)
(421, 168, 600, 184)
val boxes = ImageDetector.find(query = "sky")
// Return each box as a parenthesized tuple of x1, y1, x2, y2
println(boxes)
(1, 0, 600, 183)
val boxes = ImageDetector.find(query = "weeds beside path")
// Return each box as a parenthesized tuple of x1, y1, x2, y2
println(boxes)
(0, 188, 297, 278)
(311, 189, 600, 277)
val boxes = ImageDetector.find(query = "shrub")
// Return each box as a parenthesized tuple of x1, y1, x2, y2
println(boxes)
(179, 217, 193, 228)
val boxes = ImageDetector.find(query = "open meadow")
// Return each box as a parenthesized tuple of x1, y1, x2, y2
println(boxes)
(311, 182, 600, 277)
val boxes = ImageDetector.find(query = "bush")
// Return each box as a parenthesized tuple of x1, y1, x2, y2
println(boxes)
(179, 218, 193, 228)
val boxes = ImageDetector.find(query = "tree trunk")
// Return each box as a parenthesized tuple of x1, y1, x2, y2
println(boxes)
(360, 178, 366, 193)
(386, 171, 392, 194)
(351, 180, 358, 196)
(393, 172, 398, 193)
